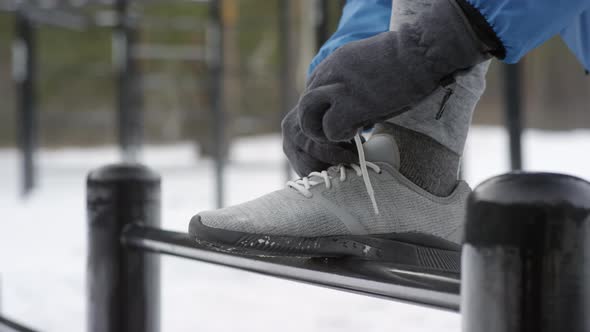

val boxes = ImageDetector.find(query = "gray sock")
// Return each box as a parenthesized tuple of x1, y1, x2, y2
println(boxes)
(386, 0, 490, 196)
(375, 123, 460, 196)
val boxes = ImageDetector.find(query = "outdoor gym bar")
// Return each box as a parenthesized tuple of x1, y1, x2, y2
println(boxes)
(86, 163, 590, 332)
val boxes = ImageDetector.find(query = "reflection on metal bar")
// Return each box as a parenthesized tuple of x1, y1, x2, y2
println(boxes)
(0, 316, 38, 332)
(122, 224, 461, 312)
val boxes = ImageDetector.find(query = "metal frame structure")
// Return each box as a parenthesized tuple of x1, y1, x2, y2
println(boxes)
(5, 1, 99, 196)
(123, 224, 460, 310)
(84, 163, 590, 332)
(3, 0, 222, 197)
(13, 7, 37, 197)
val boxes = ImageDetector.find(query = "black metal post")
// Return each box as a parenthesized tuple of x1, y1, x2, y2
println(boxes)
(14, 9, 37, 196)
(503, 63, 524, 170)
(114, 0, 142, 162)
(278, 0, 297, 181)
(208, 0, 225, 208)
(314, 0, 330, 50)
(87, 164, 161, 332)
(0, 316, 38, 332)
(462, 172, 590, 332)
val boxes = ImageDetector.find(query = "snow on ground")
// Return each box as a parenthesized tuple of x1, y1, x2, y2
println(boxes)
(0, 126, 589, 332)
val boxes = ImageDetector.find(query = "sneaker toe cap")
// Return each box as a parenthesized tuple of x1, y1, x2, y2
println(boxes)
(196, 190, 348, 236)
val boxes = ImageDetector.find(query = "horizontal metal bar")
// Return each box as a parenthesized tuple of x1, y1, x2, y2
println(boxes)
(27, 9, 89, 30)
(137, 16, 208, 31)
(0, 0, 211, 15)
(122, 224, 460, 312)
(131, 44, 206, 61)
(0, 0, 17, 11)
(0, 316, 38, 332)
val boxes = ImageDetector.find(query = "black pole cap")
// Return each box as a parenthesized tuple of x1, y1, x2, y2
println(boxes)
(86, 163, 161, 207)
(87, 163, 160, 184)
(465, 172, 590, 247)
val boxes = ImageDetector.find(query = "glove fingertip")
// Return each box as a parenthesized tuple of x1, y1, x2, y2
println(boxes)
(323, 117, 358, 143)
(298, 108, 330, 143)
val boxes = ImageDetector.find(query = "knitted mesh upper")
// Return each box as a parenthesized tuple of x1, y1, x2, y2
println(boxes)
(198, 163, 470, 242)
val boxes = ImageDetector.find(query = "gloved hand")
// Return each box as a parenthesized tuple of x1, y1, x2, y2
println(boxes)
(298, 0, 492, 143)
(281, 108, 358, 176)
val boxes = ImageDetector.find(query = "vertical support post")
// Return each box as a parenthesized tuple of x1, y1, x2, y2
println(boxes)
(13, 9, 37, 196)
(502, 63, 523, 171)
(314, 0, 330, 50)
(87, 164, 161, 332)
(462, 173, 590, 332)
(114, 0, 142, 162)
(278, 0, 297, 181)
(208, 0, 225, 208)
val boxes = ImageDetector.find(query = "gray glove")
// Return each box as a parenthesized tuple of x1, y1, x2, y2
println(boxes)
(298, 0, 492, 143)
(282, 108, 358, 176)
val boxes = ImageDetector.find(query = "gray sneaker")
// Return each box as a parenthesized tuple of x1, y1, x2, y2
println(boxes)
(189, 132, 470, 271)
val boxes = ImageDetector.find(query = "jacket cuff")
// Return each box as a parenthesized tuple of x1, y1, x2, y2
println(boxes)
(454, 0, 506, 59)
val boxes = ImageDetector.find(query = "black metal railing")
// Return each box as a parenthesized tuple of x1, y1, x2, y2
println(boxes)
(0, 315, 38, 332)
(86, 163, 590, 332)
(123, 224, 461, 311)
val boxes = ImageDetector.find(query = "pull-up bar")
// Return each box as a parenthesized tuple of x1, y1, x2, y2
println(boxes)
(122, 224, 461, 311)
(0, 315, 38, 332)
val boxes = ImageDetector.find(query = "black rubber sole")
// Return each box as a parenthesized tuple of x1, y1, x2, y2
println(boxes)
(189, 215, 461, 272)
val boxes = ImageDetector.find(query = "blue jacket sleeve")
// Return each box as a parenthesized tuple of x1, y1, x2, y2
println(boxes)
(308, 0, 392, 75)
(467, 0, 590, 68)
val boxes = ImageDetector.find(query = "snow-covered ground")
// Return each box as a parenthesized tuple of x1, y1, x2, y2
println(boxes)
(0, 126, 589, 332)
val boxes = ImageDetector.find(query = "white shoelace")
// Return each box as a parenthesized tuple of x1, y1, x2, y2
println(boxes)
(287, 133, 381, 215)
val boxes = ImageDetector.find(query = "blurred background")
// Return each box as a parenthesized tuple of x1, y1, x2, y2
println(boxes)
(0, 1, 589, 331)
(1, 0, 588, 152)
